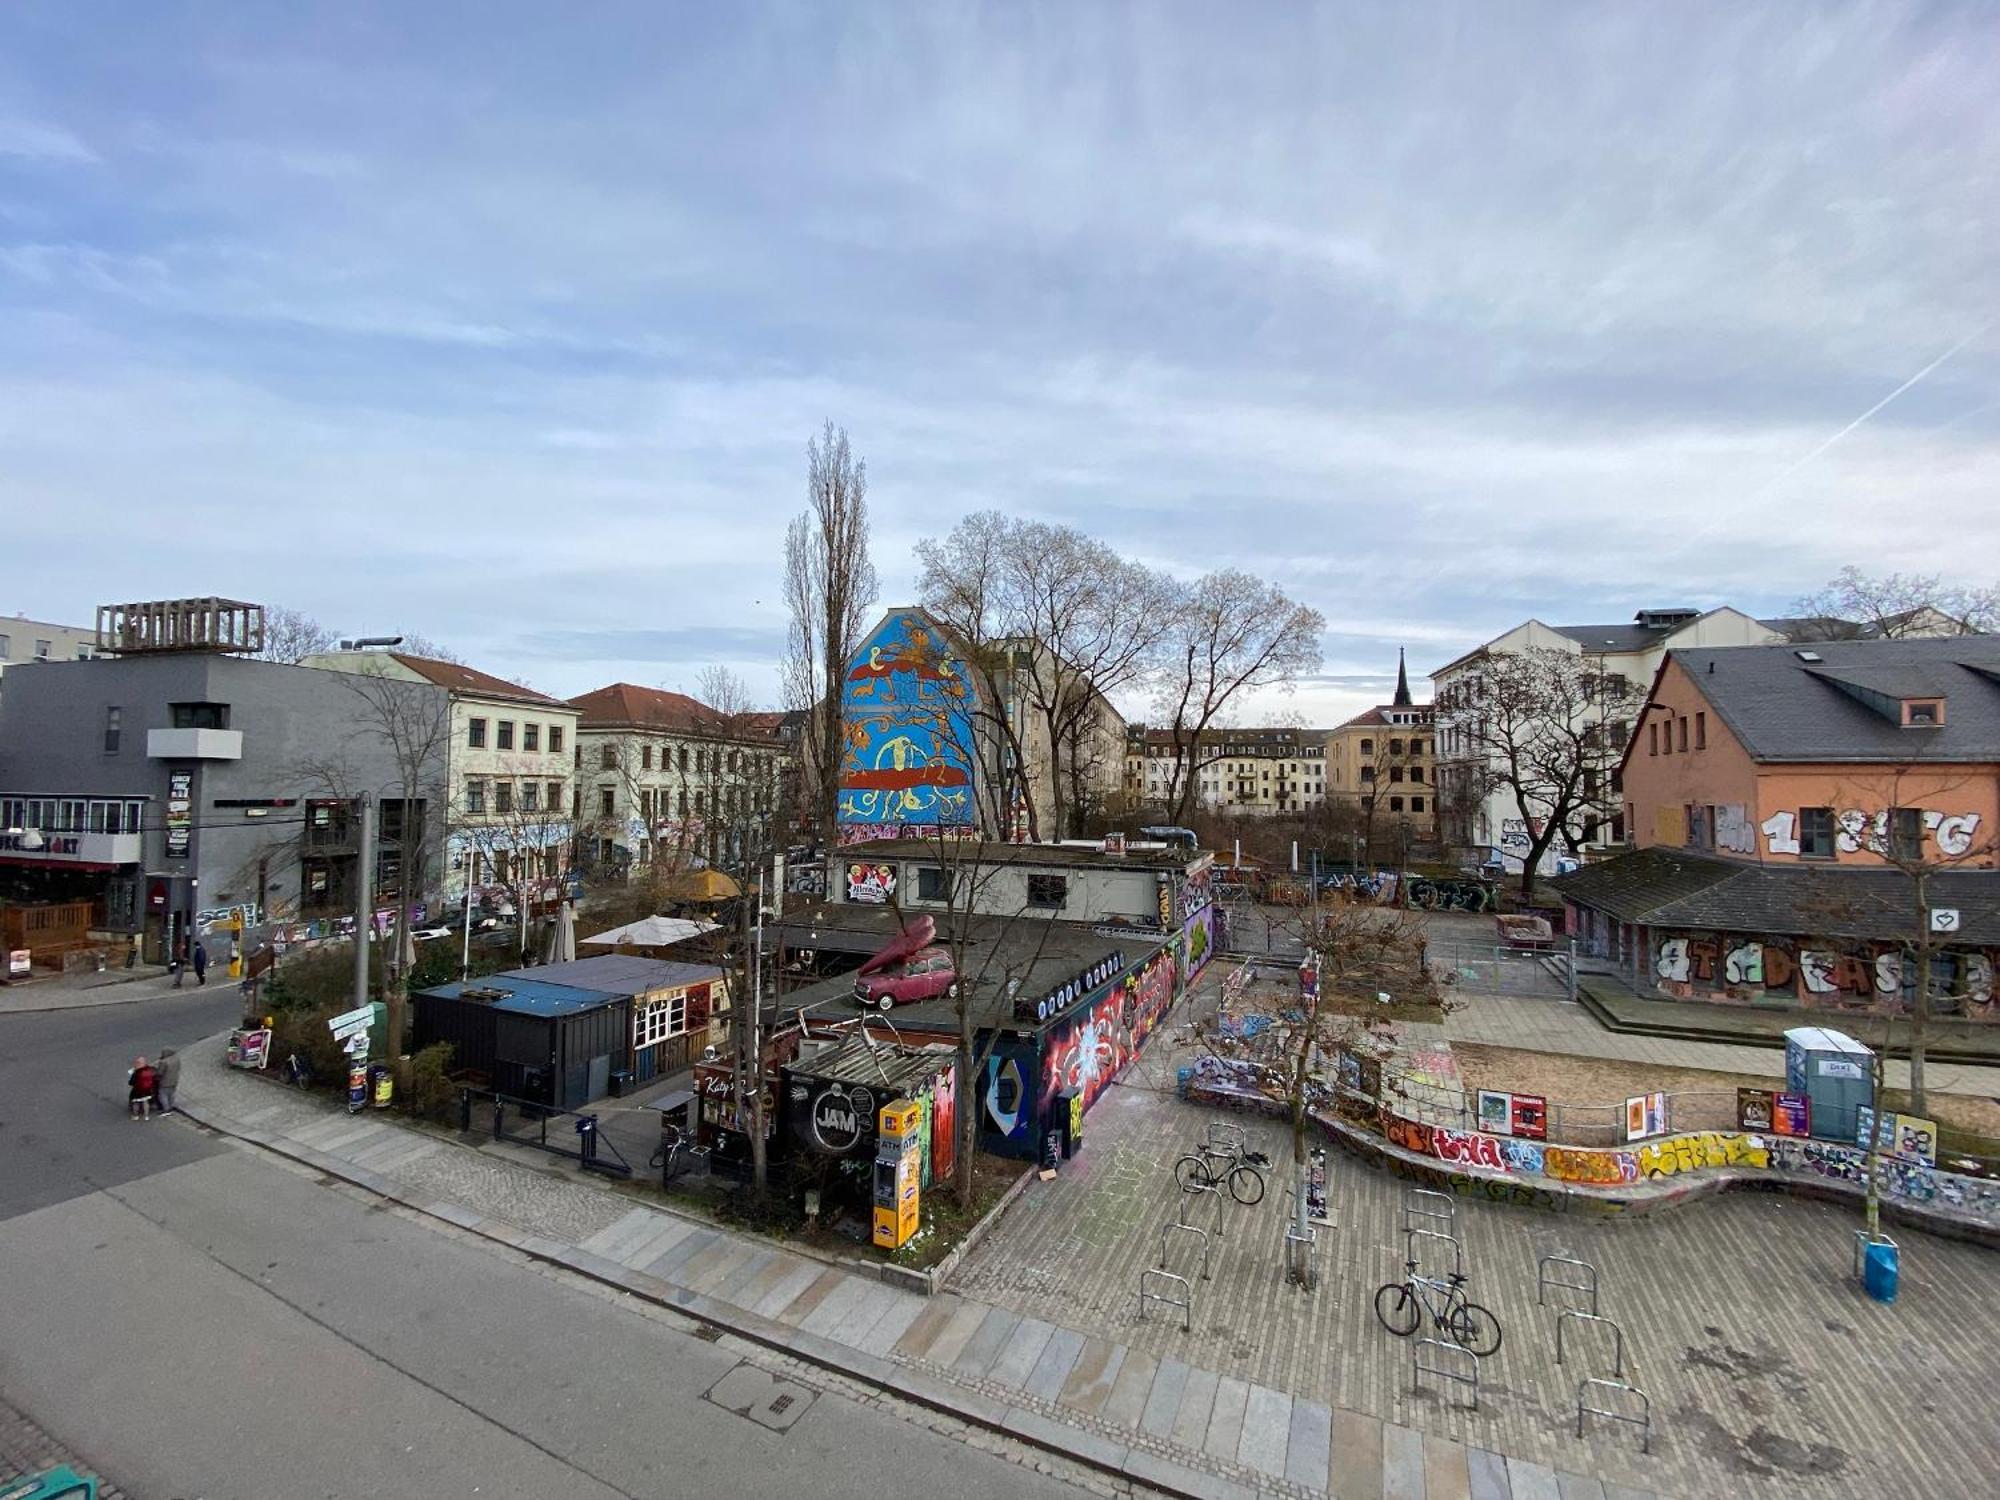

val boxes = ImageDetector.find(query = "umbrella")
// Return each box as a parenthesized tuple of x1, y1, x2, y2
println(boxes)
(543, 900, 577, 964)
(658, 868, 742, 904)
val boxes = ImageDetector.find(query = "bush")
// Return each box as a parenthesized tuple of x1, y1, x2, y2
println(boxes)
(267, 1003, 353, 1089)
(404, 1042, 458, 1121)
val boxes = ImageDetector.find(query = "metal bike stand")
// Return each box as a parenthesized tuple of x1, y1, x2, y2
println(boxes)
(1404, 1227, 1465, 1283)
(1536, 1254, 1599, 1316)
(1555, 1310, 1627, 1377)
(1205, 1120, 1248, 1155)
(1177, 1179, 1226, 1239)
(1576, 1377, 1651, 1453)
(1412, 1338, 1479, 1410)
(1402, 1187, 1455, 1235)
(1283, 1220, 1317, 1289)
(1852, 1229, 1897, 1284)
(1160, 1221, 1213, 1281)
(1138, 1268, 1193, 1331)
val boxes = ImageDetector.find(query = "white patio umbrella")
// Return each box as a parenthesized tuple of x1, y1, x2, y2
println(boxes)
(543, 900, 577, 965)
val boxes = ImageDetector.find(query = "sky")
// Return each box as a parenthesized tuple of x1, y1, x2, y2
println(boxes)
(2, 2, 1996, 726)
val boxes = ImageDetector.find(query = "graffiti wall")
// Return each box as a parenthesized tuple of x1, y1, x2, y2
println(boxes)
(1653, 931, 1998, 1017)
(980, 1043, 1036, 1152)
(1040, 947, 1178, 1121)
(836, 611, 978, 828)
(1179, 901, 1215, 988)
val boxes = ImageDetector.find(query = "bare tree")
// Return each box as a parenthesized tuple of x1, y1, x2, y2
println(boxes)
(783, 422, 879, 853)
(254, 605, 338, 664)
(918, 514, 1168, 839)
(1154, 572, 1325, 825)
(1440, 647, 1636, 903)
(461, 759, 577, 966)
(399, 632, 464, 664)
(1791, 566, 1999, 640)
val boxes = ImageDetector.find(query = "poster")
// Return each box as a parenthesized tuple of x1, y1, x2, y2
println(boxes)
(1773, 1093, 1810, 1138)
(1307, 1146, 1329, 1225)
(1476, 1089, 1512, 1135)
(1509, 1093, 1548, 1140)
(1737, 1087, 1775, 1132)
(845, 862, 896, 904)
(166, 770, 193, 859)
(1894, 1113, 1938, 1165)
(1625, 1092, 1668, 1142)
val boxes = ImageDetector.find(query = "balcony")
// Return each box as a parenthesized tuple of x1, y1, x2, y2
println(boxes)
(148, 728, 243, 760)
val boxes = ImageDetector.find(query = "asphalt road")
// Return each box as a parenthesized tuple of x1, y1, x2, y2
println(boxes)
(0, 1002, 1104, 1500)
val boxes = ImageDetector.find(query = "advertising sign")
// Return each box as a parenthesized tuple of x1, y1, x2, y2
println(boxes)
(165, 770, 193, 859)
(1509, 1094, 1548, 1140)
(845, 862, 896, 905)
(227, 1028, 272, 1069)
(809, 1085, 866, 1153)
(6, 949, 29, 980)
(1476, 1089, 1512, 1135)
(1738, 1087, 1775, 1131)
(1624, 1092, 1669, 1142)
(1773, 1093, 1811, 1138)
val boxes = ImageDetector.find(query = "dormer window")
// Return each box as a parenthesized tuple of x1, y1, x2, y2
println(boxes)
(1903, 699, 1944, 727)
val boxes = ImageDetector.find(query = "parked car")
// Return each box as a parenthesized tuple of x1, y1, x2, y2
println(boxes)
(853, 944, 958, 1011)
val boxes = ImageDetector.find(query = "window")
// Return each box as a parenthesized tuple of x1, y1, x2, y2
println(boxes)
(104, 706, 121, 754)
(1359, 738, 1373, 754)
(1026, 873, 1068, 908)
(1687, 804, 1712, 851)
(1694, 712, 1706, 750)
(1389, 766, 1404, 783)
(641, 744, 653, 771)
(678, 746, 689, 771)
(494, 782, 513, 815)
(1389, 739, 1404, 756)
(467, 779, 486, 815)
(547, 780, 562, 811)
(600, 744, 617, 771)
(1800, 807, 1835, 858)
(496, 721, 515, 751)
(468, 717, 488, 749)
(170, 701, 229, 729)
(1649, 722, 1659, 756)
(1410, 766, 1424, 783)
(1676, 716, 1688, 753)
(1890, 807, 1924, 860)
(678, 789, 688, 816)
(548, 726, 563, 754)
(916, 866, 950, 902)
(694, 791, 704, 814)
(599, 786, 615, 817)
(1389, 796, 1404, 812)
(636, 993, 689, 1048)
(522, 781, 539, 811)
(0, 634, 8, 657)
(1905, 699, 1942, 726)
(35, 639, 52, 660)
(1410, 796, 1425, 812)
(524, 723, 540, 753)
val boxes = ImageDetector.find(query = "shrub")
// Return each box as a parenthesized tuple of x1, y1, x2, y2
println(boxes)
(267, 1004, 353, 1089)
(404, 1042, 458, 1121)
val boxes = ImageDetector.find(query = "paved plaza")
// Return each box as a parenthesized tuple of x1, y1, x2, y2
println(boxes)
(949, 1044, 2000, 1500)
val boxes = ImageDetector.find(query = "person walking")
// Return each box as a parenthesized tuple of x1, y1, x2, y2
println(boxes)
(169, 940, 184, 988)
(156, 1047, 181, 1114)
(192, 939, 208, 986)
(127, 1056, 158, 1119)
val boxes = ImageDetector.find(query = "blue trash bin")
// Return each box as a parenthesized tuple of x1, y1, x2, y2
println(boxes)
(1863, 1240, 1899, 1304)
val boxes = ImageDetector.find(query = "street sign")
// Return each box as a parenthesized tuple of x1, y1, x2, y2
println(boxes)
(1929, 908, 1961, 934)
(328, 1004, 375, 1033)
(344, 1032, 370, 1056)
(330, 1020, 372, 1043)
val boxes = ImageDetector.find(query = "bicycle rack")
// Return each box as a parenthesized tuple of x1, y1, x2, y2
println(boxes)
(1412, 1338, 1479, 1410)
(1204, 1120, 1248, 1155)
(1159, 1221, 1213, 1281)
(1536, 1254, 1600, 1316)
(1178, 1179, 1225, 1239)
(1576, 1377, 1651, 1453)
(1401, 1187, 1455, 1235)
(1852, 1229, 1897, 1284)
(1138, 1268, 1193, 1331)
(1404, 1227, 1464, 1283)
(1555, 1310, 1627, 1377)
(1283, 1221, 1317, 1289)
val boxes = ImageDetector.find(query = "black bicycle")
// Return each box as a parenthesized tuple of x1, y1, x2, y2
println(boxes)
(1373, 1262, 1502, 1356)
(650, 1123, 709, 1185)
(1173, 1145, 1270, 1205)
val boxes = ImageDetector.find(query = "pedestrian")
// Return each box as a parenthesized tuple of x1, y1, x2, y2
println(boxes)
(170, 941, 184, 988)
(156, 1047, 181, 1114)
(127, 1056, 159, 1119)
(193, 938, 208, 986)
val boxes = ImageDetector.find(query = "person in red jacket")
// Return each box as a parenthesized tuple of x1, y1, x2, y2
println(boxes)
(127, 1057, 159, 1119)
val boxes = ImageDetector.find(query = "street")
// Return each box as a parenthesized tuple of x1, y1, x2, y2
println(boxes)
(0, 998, 1112, 1500)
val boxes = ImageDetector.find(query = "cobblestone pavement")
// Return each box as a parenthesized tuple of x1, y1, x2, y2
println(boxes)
(176, 1036, 1679, 1500)
(948, 1052, 2000, 1500)
(0, 1389, 131, 1499)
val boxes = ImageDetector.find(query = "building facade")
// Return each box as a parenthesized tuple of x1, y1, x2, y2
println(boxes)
(0, 612, 107, 707)
(1126, 726, 1331, 816)
(302, 650, 578, 905)
(1324, 652, 1437, 847)
(567, 682, 790, 875)
(0, 638, 446, 962)
(1432, 607, 1790, 874)
(1561, 636, 2000, 1016)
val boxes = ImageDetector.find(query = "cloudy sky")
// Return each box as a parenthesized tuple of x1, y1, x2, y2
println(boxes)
(3, 2, 1996, 724)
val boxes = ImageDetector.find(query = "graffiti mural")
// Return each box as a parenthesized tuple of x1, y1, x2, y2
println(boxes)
(981, 1047, 1032, 1146)
(1039, 948, 1178, 1121)
(837, 610, 977, 827)
(1653, 928, 2000, 1018)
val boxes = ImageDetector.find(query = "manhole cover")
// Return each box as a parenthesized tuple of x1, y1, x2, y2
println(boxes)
(703, 1363, 818, 1433)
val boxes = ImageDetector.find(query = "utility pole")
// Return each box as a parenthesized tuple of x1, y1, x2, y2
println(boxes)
(351, 793, 375, 1014)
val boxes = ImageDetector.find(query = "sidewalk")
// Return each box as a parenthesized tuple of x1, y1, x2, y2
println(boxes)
(173, 1035, 1667, 1500)
(0, 965, 181, 1015)
(0, 1389, 131, 1500)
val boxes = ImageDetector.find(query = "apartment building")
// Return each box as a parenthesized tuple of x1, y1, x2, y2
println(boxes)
(568, 683, 790, 874)
(1431, 607, 1791, 874)
(1126, 725, 1330, 816)
(303, 649, 578, 903)
(0, 612, 106, 705)
(1325, 656, 1436, 841)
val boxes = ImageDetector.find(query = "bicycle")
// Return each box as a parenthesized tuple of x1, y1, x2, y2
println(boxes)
(1372, 1261, 1502, 1356)
(1173, 1146, 1269, 1205)
(650, 1123, 709, 1186)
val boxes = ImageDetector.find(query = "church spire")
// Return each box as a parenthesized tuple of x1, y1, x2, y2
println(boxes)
(1392, 647, 1412, 707)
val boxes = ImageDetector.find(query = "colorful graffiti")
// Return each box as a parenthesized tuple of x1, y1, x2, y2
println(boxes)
(1654, 930, 2000, 1017)
(1040, 947, 1178, 1121)
(982, 1048, 1031, 1146)
(837, 610, 977, 827)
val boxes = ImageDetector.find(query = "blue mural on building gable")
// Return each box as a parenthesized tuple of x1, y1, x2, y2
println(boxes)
(837, 610, 978, 827)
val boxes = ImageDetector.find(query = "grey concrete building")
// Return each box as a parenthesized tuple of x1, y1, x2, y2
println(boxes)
(0, 648, 448, 962)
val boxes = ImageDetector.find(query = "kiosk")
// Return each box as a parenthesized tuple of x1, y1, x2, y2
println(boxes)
(873, 1099, 923, 1251)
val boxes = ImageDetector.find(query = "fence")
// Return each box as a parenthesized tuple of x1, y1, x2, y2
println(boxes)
(1426, 941, 1573, 999)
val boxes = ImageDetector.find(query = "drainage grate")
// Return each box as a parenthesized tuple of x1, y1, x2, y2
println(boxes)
(702, 1363, 817, 1434)
(689, 1321, 725, 1343)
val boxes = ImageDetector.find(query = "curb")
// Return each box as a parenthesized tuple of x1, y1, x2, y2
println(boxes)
(176, 1096, 1235, 1500)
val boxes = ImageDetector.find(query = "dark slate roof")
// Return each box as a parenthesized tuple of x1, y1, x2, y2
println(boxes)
(1671, 635, 2000, 762)
(1555, 849, 2000, 944)
(1546, 622, 1671, 652)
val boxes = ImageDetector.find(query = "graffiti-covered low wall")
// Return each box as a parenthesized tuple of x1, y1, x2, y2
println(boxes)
(1651, 931, 1998, 1017)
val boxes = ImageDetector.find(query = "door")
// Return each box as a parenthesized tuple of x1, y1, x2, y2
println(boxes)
(587, 1053, 611, 1102)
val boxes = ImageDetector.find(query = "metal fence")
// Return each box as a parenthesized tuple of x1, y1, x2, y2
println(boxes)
(1426, 941, 1573, 1000)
